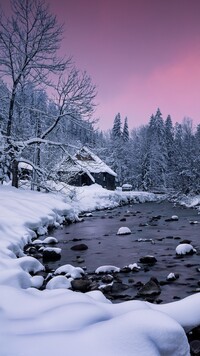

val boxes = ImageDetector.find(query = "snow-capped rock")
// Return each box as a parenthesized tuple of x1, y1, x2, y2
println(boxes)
(167, 273, 178, 281)
(42, 247, 61, 261)
(171, 215, 179, 220)
(95, 265, 120, 274)
(176, 243, 197, 256)
(55, 264, 85, 279)
(46, 275, 72, 290)
(117, 226, 131, 235)
(42, 236, 58, 244)
(37, 226, 48, 236)
(30, 275, 44, 288)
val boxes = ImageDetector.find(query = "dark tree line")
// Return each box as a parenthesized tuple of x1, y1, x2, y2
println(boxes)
(96, 109, 200, 194)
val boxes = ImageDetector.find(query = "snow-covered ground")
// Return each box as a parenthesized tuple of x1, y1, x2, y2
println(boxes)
(0, 183, 200, 355)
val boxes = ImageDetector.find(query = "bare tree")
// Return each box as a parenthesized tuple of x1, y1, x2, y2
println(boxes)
(14, 67, 96, 188)
(0, 0, 70, 186)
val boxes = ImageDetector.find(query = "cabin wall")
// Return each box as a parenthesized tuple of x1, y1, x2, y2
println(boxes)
(93, 172, 116, 190)
(58, 171, 93, 187)
(59, 171, 116, 190)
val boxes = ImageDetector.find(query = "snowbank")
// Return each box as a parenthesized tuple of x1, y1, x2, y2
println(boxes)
(0, 184, 199, 355)
(176, 194, 200, 210)
(47, 181, 159, 212)
(0, 285, 192, 356)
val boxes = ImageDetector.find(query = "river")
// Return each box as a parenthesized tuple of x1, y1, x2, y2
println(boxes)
(42, 200, 200, 304)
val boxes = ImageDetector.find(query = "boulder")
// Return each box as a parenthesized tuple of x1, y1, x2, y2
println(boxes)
(71, 278, 92, 292)
(101, 274, 114, 283)
(176, 243, 196, 256)
(43, 247, 61, 262)
(139, 255, 157, 265)
(138, 277, 161, 296)
(71, 243, 88, 251)
(117, 227, 131, 235)
(166, 273, 179, 281)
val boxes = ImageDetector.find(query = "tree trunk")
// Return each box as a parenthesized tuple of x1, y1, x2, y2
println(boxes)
(36, 144, 41, 191)
(12, 159, 19, 188)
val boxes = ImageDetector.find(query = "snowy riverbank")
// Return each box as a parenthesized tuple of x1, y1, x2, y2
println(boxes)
(0, 184, 200, 355)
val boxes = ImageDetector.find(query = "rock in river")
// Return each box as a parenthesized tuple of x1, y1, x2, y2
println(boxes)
(117, 227, 131, 235)
(71, 243, 88, 251)
(138, 277, 161, 297)
(139, 255, 157, 265)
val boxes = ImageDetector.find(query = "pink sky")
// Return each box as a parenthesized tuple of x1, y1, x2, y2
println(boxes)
(2, 0, 200, 130)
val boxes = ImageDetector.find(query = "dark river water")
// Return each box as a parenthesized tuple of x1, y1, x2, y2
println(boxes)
(45, 200, 200, 303)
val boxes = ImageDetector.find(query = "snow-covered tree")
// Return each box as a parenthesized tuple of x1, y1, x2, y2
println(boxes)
(164, 115, 174, 187)
(0, 0, 69, 186)
(143, 109, 167, 190)
(179, 118, 196, 193)
(122, 117, 129, 142)
(112, 113, 122, 140)
(94, 112, 200, 194)
(0, 0, 96, 188)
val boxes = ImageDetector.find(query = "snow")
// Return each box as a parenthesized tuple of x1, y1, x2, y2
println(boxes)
(54, 264, 85, 278)
(178, 194, 200, 209)
(33, 236, 58, 244)
(95, 265, 120, 274)
(30, 275, 44, 288)
(128, 262, 141, 271)
(171, 214, 179, 220)
(18, 161, 33, 171)
(75, 146, 117, 177)
(47, 181, 158, 213)
(46, 275, 72, 290)
(0, 183, 200, 355)
(57, 146, 117, 185)
(117, 226, 131, 235)
(167, 272, 176, 281)
(176, 243, 197, 255)
(42, 246, 61, 254)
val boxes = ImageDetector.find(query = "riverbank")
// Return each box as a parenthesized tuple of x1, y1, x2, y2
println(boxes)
(0, 183, 200, 355)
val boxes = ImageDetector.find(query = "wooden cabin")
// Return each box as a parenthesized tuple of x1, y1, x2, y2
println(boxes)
(57, 146, 117, 190)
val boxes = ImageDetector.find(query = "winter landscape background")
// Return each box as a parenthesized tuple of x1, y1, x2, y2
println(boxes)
(0, 1, 200, 355)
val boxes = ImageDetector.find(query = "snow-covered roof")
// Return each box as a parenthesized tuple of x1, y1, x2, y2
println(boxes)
(58, 154, 95, 183)
(58, 146, 117, 178)
(18, 162, 33, 171)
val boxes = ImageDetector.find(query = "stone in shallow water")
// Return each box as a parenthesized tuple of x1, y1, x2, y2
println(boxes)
(166, 272, 179, 281)
(165, 215, 179, 222)
(71, 278, 92, 292)
(120, 266, 132, 273)
(117, 226, 131, 235)
(139, 255, 157, 265)
(176, 243, 196, 256)
(137, 277, 161, 296)
(42, 247, 61, 262)
(76, 257, 85, 263)
(101, 274, 114, 283)
(71, 243, 88, 251)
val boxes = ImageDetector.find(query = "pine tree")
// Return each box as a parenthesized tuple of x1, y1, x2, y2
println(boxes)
(109, 113, 123, 183)
(193, 124, 200, 192)
(112, 113, 122, 140)
(122, 117, 129, 142)
(143, 109, 167, 190)
(164, 115, 174, 187)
